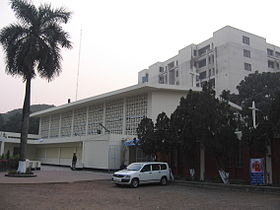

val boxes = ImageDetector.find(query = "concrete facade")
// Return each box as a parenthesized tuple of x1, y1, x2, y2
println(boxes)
(138, 26, 280, 95)
(0, 84, 198, 170)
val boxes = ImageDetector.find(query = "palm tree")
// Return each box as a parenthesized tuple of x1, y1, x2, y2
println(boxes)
(0, 0, 72, 172)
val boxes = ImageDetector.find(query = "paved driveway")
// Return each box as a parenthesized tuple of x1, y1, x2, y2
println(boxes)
(0, 179, 279, 210)
(0, 165, 111, 184)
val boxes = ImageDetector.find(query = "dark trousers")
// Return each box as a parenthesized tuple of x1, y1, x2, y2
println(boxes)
(72, 161, 77, 169)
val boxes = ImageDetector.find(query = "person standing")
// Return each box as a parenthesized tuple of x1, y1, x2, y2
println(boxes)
(72, 153, 77, 170)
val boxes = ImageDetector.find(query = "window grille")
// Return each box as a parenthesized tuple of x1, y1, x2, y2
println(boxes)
(105, 99, 124, 134)
(125, 94, 148, 135)
(50, 114, 60, 138)
(73, 107, 87, 136)
(61, 111, 73, 137)
(40, 116, 50, 138)
(88, 104, 104, 135)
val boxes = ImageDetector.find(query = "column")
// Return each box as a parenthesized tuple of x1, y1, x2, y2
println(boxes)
(266, 145, 273, 184)
(0, 140, 5, 156)
(200, 144, 205, 181)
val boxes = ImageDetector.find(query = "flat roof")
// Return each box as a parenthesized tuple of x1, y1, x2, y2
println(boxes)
(31, 84, 201, 117)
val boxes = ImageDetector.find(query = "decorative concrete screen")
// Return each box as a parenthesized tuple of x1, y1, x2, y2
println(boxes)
(88, 104, 104, 135)
(105, 99, 124, 134)
(50, 114, 60, 138)
(61, 111, 73, 137)
(73, 107, 87, 136)
(40, 116, 50, 138)
(125, 94, 148, 135)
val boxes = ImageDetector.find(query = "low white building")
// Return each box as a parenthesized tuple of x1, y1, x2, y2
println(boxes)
(138, 26, 280, 95)
(0, 84, 200, 170)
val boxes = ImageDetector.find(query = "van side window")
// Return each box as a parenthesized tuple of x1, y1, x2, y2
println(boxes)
(152, 164, 160, 171)
(160, 164, 167, 170)
(141, 165, 151, 172)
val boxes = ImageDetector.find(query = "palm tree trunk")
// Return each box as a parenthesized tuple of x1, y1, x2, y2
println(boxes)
(20, 76, 31, 161)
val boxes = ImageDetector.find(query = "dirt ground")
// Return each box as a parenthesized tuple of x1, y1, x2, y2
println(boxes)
(0, 181, 279, 210)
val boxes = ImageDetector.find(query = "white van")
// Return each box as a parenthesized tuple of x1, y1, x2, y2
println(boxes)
(112, 162, 170, 188)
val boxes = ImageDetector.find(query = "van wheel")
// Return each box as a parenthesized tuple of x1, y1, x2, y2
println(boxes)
(131, 178, 139, 188)
(160, 177, 168, 185)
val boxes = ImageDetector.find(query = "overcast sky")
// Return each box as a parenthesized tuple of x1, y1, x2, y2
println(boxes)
(1, 0, 280, 113)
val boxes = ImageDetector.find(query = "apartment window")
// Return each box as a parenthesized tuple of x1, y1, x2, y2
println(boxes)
(142, 73, 149, 83)
(243, 49, 251, 58)
(275, 51, 280, 58)
(276, 62, 280, 70)
(209, 78, 215, 88)
(176, 70, 179, 77)
(268, 60, 274, 69)
(198, 45, 210, 56)
(167, 61, 175, 70)
(242, 36, 250, 45)
(244, 63, 252, 71)
(208, 56, 211, 64)
(176, 60, 178, 66)
(267, 49, 274, 56)
(198, 59, 206, 68)
(193, 50, 197, 56)
(199, 71, 207, 80)
(159, 67, 164, 73)
(158, 75, 164, 84)
(209, 69, 212, 77)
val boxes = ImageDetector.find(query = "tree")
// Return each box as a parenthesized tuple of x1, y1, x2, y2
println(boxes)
(229, 72, 280, 155)
(0, 0, 72, 172)
(154, 112, 171, 155)
(137, 117, 155, 156)
(170, 85, 239, 182)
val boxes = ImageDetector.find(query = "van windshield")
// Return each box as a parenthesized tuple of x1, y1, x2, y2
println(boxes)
(127, 163, 143, 171)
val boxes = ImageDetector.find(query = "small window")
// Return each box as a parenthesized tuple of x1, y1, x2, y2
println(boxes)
(209, 78, 215, 88)
(275, 51, 280, 58)
(159, 67, 164, 72)
(158, 75, 164, 84)
(152, 164, 160, 171)
(176, 70, 179, 77)
(268, 60, 274, 69)
(160, 164, 167, 170)
(267, 49, 274, 56)
(276, 62, 280, 70)
(208, 56, 211, 64)
(176, 60, 178, 66)
(168, 61, 175, 70)
(199, 71, 207, 79)
(244, 63, 252, 71)
(209, 69, 212, 77)
(141, 165, 151, 172)
(193, 50, 197, 56)
(243, 49, 251, 58)
(198, 59, 206, 68)
(242, 36, 250, 45)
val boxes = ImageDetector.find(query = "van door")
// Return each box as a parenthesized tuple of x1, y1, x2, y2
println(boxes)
(151, 164, 161, 182)
(139, 164, 152, 183)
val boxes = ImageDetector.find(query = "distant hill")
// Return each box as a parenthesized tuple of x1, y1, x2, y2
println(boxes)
(0, 104, 54, 134)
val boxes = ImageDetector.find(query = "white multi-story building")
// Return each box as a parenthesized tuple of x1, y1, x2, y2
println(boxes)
(138, 26, 280, 95)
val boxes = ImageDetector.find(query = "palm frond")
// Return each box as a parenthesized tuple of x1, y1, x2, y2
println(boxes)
(10, 0, 37, 26)
(39, 3, 72, 25)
